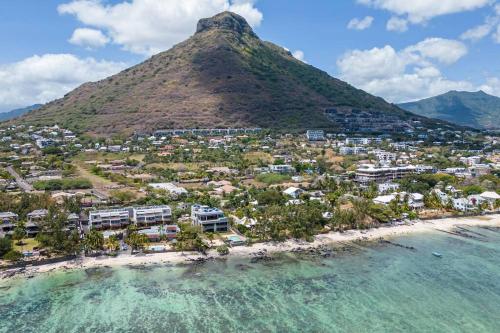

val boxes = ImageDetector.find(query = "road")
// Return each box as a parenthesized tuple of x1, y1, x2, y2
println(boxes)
(6, 165, 33, 192)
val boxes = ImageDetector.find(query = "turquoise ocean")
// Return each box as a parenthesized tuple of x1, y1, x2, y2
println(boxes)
(1, 226, 499, 333)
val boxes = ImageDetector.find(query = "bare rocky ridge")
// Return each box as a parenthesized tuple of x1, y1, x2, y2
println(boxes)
(11, 12, 455, 136)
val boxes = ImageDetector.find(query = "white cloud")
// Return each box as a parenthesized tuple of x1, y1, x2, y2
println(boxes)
(460, 7, 500, 42)
(461, 23, 494, 41)
(359, 0, 490, 32)
(292, 50, 306, 62)
(405, 38, 468, 65)
(386, 16, 408, 32)
(494, 24, 500, 42)
(0, 54, 126, 112)
(479, 77, 500, 95)
(337, 38, 475, 102)
(69, 27, 110, 48)
(58, 0, 263, 56)
(358, 0, 490, 23)
(347, 16, 374, 30)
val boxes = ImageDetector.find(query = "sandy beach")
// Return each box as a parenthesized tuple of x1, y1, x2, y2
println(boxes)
(2, 214, 499, 279)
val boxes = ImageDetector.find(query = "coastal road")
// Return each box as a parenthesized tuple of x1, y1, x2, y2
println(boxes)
(6, 165, 33, 192)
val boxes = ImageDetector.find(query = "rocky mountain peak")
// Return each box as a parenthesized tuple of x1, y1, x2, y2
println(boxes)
(196, 11, 257, 37)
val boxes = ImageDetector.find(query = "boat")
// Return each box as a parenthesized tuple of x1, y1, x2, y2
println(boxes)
(432, 252, 442, 258)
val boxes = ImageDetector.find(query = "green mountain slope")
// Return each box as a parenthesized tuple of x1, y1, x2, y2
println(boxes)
(10, 12, 453, 136)
(398, 90, 500, 130)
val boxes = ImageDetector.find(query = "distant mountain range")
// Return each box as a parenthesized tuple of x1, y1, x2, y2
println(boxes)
(0, 104, 42, 122)
(6, 12, 457, 136)
(398, 90, 500, 130)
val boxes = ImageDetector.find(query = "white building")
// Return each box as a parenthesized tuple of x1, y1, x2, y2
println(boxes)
(452, 198, 475, 212)
(149, 183, 188, 196)
(479, 191, 500, 209)
(191, 204, 228, 232)
(283, 187, 304, 199)
(269, 164, 294, 173)
(459, 156, 481, 166)
(356, 164, 416, 183)
(339, 146, 367, 155)
(378, 182, 400, 194)
(373, 150, 396, 163)
(89, 209, 130, 229)
(306, 130, 325, 141)
(132, 206, 172, 226)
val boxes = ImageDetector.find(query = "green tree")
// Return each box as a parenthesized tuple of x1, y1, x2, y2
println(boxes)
(12, 220, 26, 246)
(104, 235, 120, 252)
(83, 230, 104, 255)
(175, 223, 207, 253)
(216, 244, 230, 255)
(0, 237, 13, 257)
(36, 207, 79, 255)
(125, 232, 148, 253)
(3, 250, 22, 262)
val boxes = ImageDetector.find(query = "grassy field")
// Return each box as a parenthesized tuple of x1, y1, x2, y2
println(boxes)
(255, 173, 291, 184)
(13, 238, 40, 252)
(148, 162, 203, 172)
(75, 163, 113, 188)
(244, 151, 274, 164)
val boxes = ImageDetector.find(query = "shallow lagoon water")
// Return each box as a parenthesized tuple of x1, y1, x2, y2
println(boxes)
(1, 226, 500, 333)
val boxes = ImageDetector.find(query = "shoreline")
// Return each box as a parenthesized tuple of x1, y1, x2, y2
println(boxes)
(2, 214, 500, 281)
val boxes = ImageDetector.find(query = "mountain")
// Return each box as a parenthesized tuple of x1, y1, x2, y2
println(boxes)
(398, 90, 500, 130)
(10, 12, 455, 136)
(0, 104, 42, 122)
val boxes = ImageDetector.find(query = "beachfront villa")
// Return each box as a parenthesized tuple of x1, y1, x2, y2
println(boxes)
(89, 209, 130, 230)
(138, 225, 180, 242)
(132, 206, 172, 226)
(89, 205, 173, 230)
(191, 204, 228, 232)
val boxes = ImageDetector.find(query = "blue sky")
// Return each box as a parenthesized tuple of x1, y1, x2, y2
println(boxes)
(1, 0, 499, 112)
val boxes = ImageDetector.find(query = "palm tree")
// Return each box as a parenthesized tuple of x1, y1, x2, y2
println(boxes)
(83, 230, 104, 255)
(104, 235, 120, 252)
(205, 232, 215, 247)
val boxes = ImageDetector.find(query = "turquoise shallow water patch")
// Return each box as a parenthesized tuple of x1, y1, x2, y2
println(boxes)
(1, 226, 500, 333)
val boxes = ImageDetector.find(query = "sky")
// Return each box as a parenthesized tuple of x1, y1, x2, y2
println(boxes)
(1, 0, 500, 113)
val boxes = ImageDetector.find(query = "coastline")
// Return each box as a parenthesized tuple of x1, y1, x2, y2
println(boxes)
(2, 214, 500, 281)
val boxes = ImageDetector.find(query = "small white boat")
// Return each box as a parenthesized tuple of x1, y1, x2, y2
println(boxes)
(432, 252, 442, 258)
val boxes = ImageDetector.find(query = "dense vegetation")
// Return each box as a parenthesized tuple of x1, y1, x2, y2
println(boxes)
(33, 178, 92, 191)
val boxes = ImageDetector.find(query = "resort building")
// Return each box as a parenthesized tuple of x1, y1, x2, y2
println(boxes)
(306, 130, 325, 141)
(355, 164, 416, 184)
(339, 146, 367, 155)
(89, 209, 130, 230)
(0, 212, 18, 236)
(268, 164, 294, 174)
(191, 204, 229, 232)
(132, 206, 172, 226)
